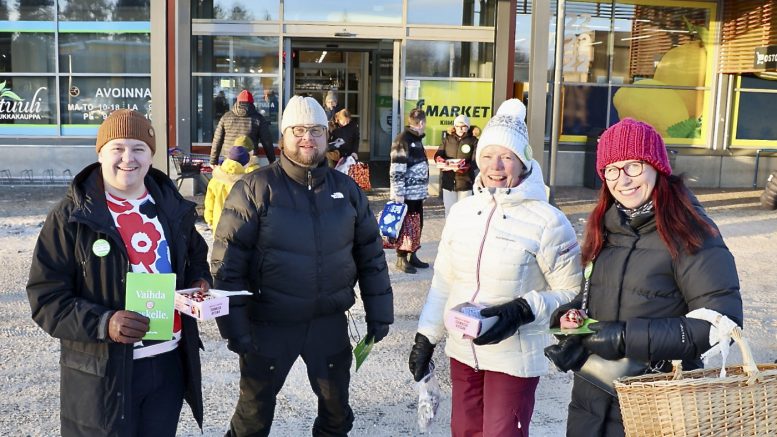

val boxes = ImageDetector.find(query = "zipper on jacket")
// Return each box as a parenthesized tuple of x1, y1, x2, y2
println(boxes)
(307, 169, 312, 190)
(468, 200, 497, 372)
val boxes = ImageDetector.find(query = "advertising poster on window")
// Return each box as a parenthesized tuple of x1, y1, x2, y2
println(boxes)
(403, 79, 492, 149)
(60, 77, 152, 135)
(0, 77, 57, 135)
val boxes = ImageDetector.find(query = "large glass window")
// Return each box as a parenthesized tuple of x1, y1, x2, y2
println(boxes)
(406, 40, 494, 79)
(192, 35, 278, 75)
(191, 0, 278, 21)
(733, 75, 777, 143)
(192, 34, 280, 144)
(556, 0, 713, 143)
(0, 2, 151, 137)
(283, 0, 401, 24)
(407, 0, 496, 26)
(58, 1, 150, 21)
(59, 33, 150, 74)
(0, 33, 56, 73)
(2, 2, 55, 21)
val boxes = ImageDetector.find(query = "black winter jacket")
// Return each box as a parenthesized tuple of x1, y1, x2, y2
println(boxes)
(329, 120, 360, 159)
(26, 164, 211, 436)
(211, 102, 275, 165)
(390, 127, 429, 201)
(433, 129, 478, 192)
(568, 198, 742, 436)
(211, 152, 393, 339)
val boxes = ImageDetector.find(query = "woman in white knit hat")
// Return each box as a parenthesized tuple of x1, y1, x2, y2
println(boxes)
(434, 114, 479, 216)
(408, 99, 581, 436)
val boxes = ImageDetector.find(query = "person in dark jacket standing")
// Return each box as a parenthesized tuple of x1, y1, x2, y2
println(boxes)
(211, 95, 394, 437)
(327, 108, 360, 165)
(390, 108, 430, 273)
(434, 114, 478, 216)
(544, 118, 742, 437)
(210, 89, 276, 166)
(26, 109, 212, 436)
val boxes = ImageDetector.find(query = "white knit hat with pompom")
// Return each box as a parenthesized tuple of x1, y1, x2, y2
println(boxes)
(475, 99, 532, 170)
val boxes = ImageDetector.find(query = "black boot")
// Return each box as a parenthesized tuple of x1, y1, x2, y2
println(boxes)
(395, 255, 417, 274)
(408, 252, 429, 269)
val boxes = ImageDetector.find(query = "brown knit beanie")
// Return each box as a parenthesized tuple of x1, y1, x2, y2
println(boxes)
(96, 109, 156, 154)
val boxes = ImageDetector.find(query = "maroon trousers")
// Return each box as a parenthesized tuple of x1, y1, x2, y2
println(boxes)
(450, 358, 540, 437)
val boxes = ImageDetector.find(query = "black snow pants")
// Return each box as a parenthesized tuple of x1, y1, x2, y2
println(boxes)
(227, 312, 354, 437)
(567, 374, 625, 437)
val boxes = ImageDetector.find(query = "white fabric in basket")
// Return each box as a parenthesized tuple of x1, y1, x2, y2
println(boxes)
(686, 308, 739, 377)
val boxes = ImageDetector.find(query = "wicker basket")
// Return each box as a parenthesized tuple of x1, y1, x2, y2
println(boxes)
(615, 327, 777, 437)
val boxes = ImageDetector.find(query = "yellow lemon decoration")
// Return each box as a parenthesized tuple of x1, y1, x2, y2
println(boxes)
(612, 79, 689, 138)
(653, 40, 707, 117)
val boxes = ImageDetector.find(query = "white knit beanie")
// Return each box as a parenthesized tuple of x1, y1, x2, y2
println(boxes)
(475, 99, 532, 169)
(281, 96, 328, 131)
(453, 114, 470, 127)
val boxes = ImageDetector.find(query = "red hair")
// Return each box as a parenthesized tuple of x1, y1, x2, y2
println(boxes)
(581, 174, 718, 265)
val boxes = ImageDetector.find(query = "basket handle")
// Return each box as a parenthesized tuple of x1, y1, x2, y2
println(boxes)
(671, 323, 760, 384)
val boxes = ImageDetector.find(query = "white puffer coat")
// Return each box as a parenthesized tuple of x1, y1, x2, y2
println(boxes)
(417, 161, 582, 377)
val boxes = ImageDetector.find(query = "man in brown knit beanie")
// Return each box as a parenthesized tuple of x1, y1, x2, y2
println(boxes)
(27, 109, 212, 436)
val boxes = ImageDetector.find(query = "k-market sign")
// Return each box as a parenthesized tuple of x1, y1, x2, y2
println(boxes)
(754, 46, 777, 70)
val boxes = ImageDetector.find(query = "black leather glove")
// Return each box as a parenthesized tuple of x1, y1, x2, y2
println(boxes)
(366, 322, 390, 344)
(473, 298, 535, 345)
(226, 334, 254, 355)
(544, 335, 590, 372)
(582, 321, 626, 360)
(408, 333, 435, 382)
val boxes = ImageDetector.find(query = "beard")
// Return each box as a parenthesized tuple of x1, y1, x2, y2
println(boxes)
(284, 143, 325, 167)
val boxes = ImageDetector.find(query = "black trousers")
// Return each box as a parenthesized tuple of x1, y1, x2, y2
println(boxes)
(128, 350, 185, 437)
(228, 313, 354, 437)
(397, 198, 424, 256)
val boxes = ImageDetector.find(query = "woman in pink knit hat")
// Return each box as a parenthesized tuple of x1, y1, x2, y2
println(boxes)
(544, 118, 743, 436)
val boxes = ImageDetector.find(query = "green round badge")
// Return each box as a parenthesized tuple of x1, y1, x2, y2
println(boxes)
(584, 261, 594, 280)
(92, 239, 110, 257)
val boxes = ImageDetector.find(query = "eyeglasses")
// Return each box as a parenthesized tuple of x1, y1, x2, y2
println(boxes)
(454, 124, 469, 129)
(288, 125, 326, 138)
(602, 161, 645, 181)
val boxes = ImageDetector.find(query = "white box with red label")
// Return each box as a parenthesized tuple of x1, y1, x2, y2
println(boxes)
(174, 289, 251, 320)
(444, 302, 498, 339)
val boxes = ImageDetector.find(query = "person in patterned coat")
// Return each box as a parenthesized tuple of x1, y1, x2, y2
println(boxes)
(26, 109, 211, 436)
(390, 108, 430, 273)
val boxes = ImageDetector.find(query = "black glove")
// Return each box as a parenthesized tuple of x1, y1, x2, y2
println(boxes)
(544, 335, 590, 372)
(226, 334, 254, 355)
(408, 333, 435, 382)
(473, 298, 535, 345)
(366, 322, 390, 344)
(582, 321, 626, 360)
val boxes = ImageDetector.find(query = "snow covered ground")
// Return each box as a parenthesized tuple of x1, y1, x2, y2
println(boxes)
(1, 185, 775, 436)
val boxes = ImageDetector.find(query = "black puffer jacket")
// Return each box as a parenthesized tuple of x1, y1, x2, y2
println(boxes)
(433, 128, 478, 192)
(568, 198, 742, 436)
(329, 120, 360, 159)
(211, 152, 393, 339)
(210, 102, 275, 165)
(588, 202, 742, 365)
(26, 164, 211, 436)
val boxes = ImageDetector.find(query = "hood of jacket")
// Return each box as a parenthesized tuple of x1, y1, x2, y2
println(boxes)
(213, 158, 246, 183)
(471, 158, 547, 208)
(69, 163, 195, 226)
(231, 101, 258, 117)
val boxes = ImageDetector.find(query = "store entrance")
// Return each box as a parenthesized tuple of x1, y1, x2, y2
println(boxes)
(289, 39, 397, 168)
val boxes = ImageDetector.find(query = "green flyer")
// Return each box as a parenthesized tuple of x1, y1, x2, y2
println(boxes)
(125, 272, 177, 340)
(353, 336, 374, 372)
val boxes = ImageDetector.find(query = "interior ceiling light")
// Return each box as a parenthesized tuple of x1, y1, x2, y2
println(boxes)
(316, 51, 328, 64)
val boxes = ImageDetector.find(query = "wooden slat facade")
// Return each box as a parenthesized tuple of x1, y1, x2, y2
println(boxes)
(720, 0, 777, 73)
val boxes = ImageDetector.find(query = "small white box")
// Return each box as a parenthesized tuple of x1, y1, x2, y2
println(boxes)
(174, 290, 229, 320)
(444, 303, 499, 339)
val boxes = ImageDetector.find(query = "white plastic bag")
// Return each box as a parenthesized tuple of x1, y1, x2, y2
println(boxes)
(334, 156, 356, 174)
(416, 361, 441, 433)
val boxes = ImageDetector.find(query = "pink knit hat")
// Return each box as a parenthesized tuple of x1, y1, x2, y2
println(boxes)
(596, 118, 672, 180)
